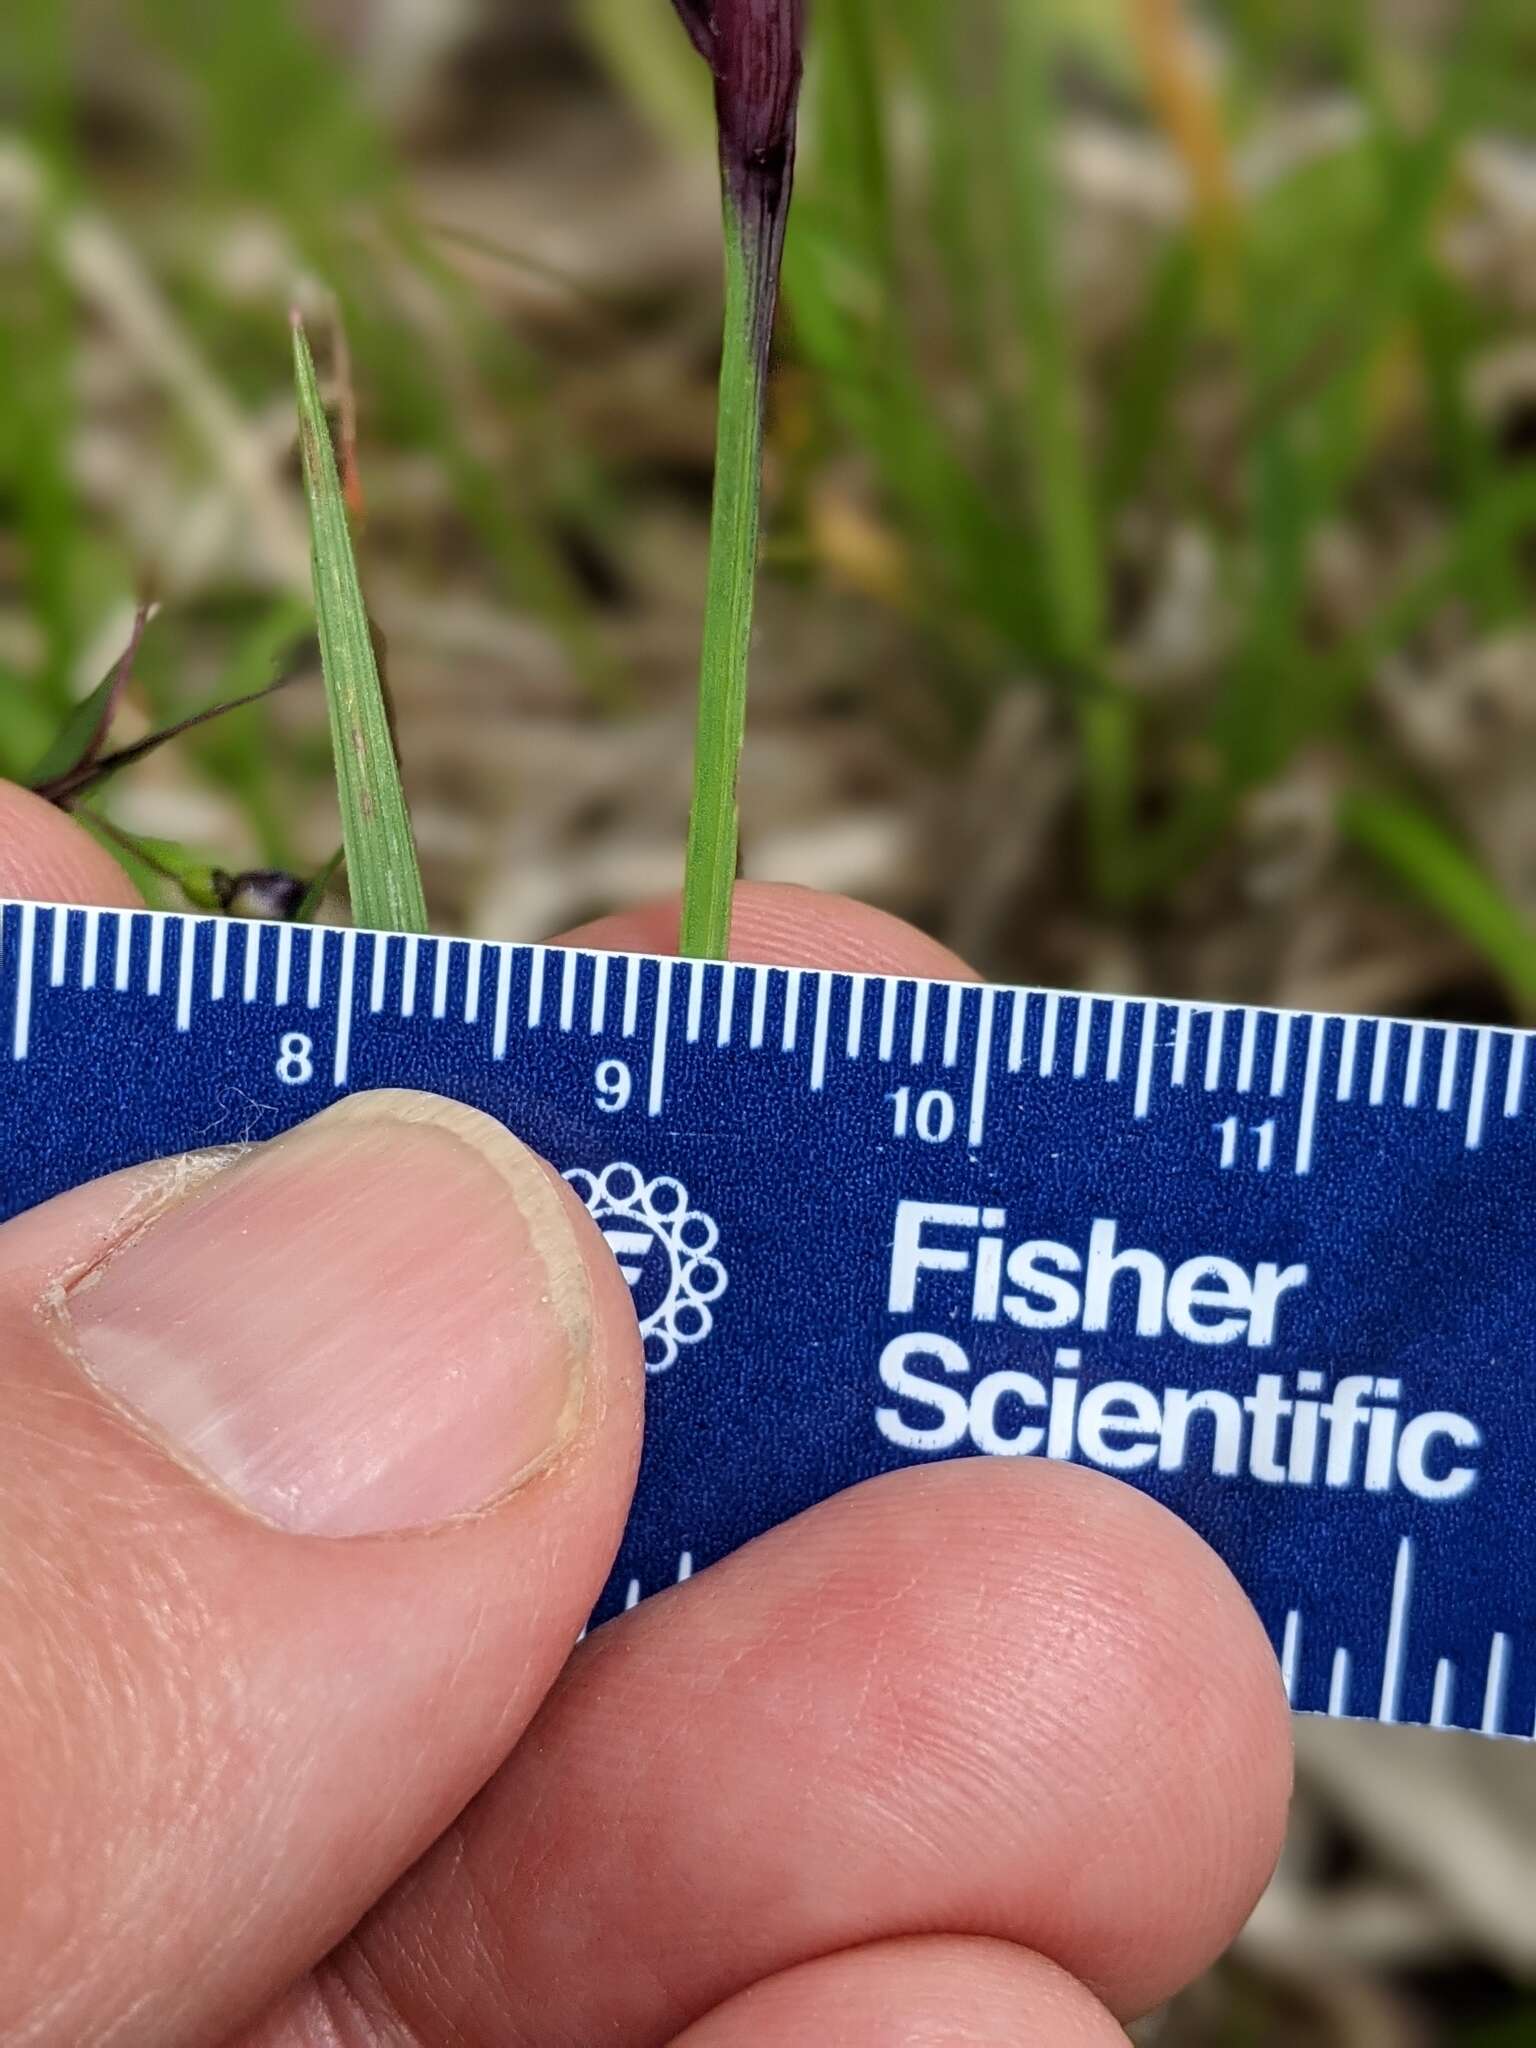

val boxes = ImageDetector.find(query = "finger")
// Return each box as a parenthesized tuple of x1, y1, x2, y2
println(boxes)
(272, 1458, 1290, 2046)
(0, 1091, 643, 2047)
(559, 879, 979, 980)
(0, 782, 142, 907)
(667, 1937, 1128, 2047)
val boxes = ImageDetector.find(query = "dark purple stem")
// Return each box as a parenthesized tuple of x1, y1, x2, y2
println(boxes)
(673, 1, 805, 227)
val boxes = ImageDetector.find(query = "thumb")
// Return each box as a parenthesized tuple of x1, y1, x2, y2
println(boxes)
(0, 1090, 642, 2048)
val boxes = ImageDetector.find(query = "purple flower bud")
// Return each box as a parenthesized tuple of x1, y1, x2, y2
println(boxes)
(213, 870, 310, 922)
(673, 0, 806, 216)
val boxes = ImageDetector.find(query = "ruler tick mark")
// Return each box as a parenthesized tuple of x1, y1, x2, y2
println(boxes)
(1270, 1013, 1293, 1098)
(1467, 1031, 1492, 1150)
(1204, 1009, 1226, 1092)
(810, 974, 832, 1092)
(1105, 1000, 1127, 1084)
(306, 927, 327, 1010)
(242, 922, 262, 1003)
(146, 918, 165, 998)
(942, 986, 964, 1069)
(49, 908, 68, 987)
(369, 934, 389, 1014)
(621, 954, 639, 1038)
(333, 930, 357, 1085)
(1483, 1633, 1510, 1736)
(1171, 1005, 1191, 1087)
(1437, 1027, 1460, 1112)
(1007, 990, 1028, 1077)
(1281, 1610, 1302, 1704)
(591, 953, 610, 1035)
(909, 982, 930, 1065)
(1404, 1023, 1426, 1108)
(717, 963, 737, 1048)
(1041, 993, 1062, 1078)
(1379, 1537, 1414, 1725)
(1236, 1008, 1258, 1094)
(649, 961, 673, 1116)
(686, 962, 704, 1045)
(400, 935, 419, 1018)
(1133, 1001, 1158, 1119)
(432, 939, 451, 1022)
(492, 945, 512, 1058)
(845, 976, 864, 1060)
(782, 970, 803, 1053)
(113, 911, 132, 992)
(175, 920, 197, 1031)
(1028, 995, 1056, 1081)
(209, 920, 228, 1002)
(1072, 996, 1094, 1079)
(1295, 1016, 1325, 1175)
(80, 909, 100, 992)
(1337, 1016, 1360, 1102)
(1506, 1035, 1528, 1118)
(463, 942, 484, 1026)
(749, 967, 768, 1050)
(274, 923, 294, 1006)
(1431, 1658, 1455, 1729)
(1369, 1019, 1392, 1105)
(560, 950, 579, 1033)
(12, 903, 35, 1059)
(878, 978, 898, 1062)
(967, 988, 995, 1146)
(1329, 1648, 1352, 1718)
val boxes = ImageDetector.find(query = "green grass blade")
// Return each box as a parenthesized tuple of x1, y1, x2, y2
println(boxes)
(291, 313, 428, 935)
(1100, 236, 1201, 519)
(998, 3, 1106, 673)
(997, 1, 1130, 900)
(1341, 791, 1536, 1015)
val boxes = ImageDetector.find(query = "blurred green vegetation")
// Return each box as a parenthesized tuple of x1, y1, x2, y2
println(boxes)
(0, 0, 606, 887)
(597, 0, 1536, 1008)
(3, 0, 1536, 1025)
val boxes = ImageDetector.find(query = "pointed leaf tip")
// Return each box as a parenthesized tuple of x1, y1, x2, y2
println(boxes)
(292, 314, 428, 935)
(672, 0, 715, 60)
(29, 600, 157, 800)
(675, 0, 805, 207)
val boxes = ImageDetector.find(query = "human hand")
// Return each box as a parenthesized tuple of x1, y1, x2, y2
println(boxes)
(0, 782, 1292, 2046)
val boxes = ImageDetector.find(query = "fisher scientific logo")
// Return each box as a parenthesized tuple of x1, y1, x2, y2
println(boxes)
(564, 1162, 728, 1373)
(875, 1199, 1484, 1503)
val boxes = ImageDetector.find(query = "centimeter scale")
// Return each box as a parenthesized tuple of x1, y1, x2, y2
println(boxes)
(4, 897, 1534, 1742)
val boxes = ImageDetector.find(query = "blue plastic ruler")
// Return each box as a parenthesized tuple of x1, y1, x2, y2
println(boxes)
(4, 897, 1535, 1740)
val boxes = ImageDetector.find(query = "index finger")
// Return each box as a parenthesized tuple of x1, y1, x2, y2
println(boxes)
(0, 784, 143, 908)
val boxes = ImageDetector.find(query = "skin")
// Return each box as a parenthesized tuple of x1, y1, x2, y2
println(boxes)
(0, 782, 1293, 2047)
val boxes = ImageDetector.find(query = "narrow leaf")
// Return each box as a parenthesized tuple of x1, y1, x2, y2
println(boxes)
(37, 662, 309, 809)
(292, 847, 346, 924)
(291, 312, 428, 935)
(1342, 791, 1536, 1014)
(672, 0, 715, 60)
(28, 600, 155, 792)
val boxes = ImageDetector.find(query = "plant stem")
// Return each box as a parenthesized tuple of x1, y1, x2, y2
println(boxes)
(679, 196, 773, 959)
